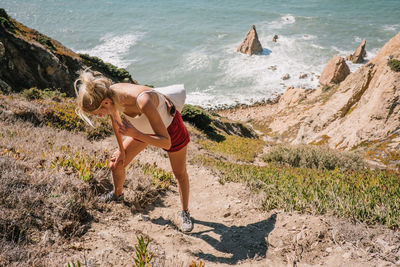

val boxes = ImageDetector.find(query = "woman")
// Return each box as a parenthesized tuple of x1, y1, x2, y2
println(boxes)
(74, 71, 193, 232)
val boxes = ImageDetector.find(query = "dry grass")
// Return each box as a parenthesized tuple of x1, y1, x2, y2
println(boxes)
(0, 113, 173, 265)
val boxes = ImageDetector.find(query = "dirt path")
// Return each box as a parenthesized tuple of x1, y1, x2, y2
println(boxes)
(62, 143, 399, 267)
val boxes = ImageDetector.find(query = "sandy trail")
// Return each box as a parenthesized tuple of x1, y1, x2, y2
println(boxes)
(63, 142, 399, 267)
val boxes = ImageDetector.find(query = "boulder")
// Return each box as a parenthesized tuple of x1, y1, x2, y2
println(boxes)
(282, 73, 290, 80)
(319, 55, 350, 86)
(237, 25, 263, 55)
(346, 39, 367, 63)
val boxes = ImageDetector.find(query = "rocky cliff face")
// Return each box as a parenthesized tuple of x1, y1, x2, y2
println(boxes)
(0, 9, 136, 96)
(294, 32, 400, 150)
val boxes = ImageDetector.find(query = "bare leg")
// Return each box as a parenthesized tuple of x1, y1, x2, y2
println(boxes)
(111, 137, 147, 196)
(168, 145, 189, 211)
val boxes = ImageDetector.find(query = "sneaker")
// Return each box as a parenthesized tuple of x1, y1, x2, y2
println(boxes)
(180, 210, 193, 232)
(98, 191, 124, 203)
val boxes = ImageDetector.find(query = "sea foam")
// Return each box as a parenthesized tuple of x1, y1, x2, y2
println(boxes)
(77, 33, 143, 68)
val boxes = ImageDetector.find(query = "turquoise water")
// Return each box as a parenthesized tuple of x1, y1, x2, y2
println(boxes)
(2, 0, 400, 107)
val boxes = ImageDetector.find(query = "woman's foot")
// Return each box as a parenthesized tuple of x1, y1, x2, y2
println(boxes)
(98, 191, 124, 203)
(180, 210, 193, 232)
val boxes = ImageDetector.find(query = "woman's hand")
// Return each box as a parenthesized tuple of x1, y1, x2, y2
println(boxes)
(117, 118, 140, 138)
(110, 149, 125, 170)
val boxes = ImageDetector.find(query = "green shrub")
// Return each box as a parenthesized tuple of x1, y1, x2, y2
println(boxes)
(0, 9, 16, 33)
(22, 87, 66, 100)
(79, 53, 134, 83)
(322, 85, 332, 92)
(263, 144, 365, 171)
(181, 104, 224, 141)
(36, 35, 55, 50)
(388, 59, 400, 72)
(181, 104, 212, 129)
(197, 156, 400, 228)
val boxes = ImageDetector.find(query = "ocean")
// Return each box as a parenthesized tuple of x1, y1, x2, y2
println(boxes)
(2, 0, 400, 108)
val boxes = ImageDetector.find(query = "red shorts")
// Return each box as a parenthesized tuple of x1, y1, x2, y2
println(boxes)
(164, 111, 190, 152)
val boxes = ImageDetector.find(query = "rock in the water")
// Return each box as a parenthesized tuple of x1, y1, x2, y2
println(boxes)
(272, 34, 279, 42)
(299, 73, 308, 79)
(237, 25, 263, 56)
(319, 55, 350, 86)
(282, 73, 290, 80)
(346, 39, 367, 63)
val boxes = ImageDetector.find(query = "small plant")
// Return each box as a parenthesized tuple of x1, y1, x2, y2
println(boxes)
(322, 85, 332, 92)
(388, 59, 400, 72)
(67, 260, 81, 267)
(189, 260, 205, 267)
(142, 163, 174, 189)
(133, 236, 153, 267)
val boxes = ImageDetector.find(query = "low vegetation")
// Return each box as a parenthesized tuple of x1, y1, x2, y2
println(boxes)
(200, 135, 264, 162)
(141, 162, 175, 189)
(79, 53, 136, 83)
(22, 87, 66, 100)
(51, 150, 109, 181)
(388, 58, 400, 72)
(263, 144, 365, 170)
(195, 156, 400, 229)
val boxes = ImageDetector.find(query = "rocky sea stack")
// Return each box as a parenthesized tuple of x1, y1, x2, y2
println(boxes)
(0, 9, 136, 96)
(237, 25, 263, 56)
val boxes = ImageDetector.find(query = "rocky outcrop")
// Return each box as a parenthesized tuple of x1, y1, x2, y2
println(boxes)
(346, 39, 367, 63)
(0, 9, 135, 96)
(319, 55, 350, 86)
(237, 25, 263, 56)
(295, 33, 400, 149)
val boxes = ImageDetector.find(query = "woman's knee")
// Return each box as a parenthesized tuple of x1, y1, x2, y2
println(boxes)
(173, 170, 188, 182)
(109, 160, 126, 171)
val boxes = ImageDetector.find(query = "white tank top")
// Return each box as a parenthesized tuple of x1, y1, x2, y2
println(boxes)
(124, 90, 174, 134)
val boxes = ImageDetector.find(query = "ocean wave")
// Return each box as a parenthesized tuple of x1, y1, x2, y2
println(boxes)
(187, 35, 324, 108)
(182, 49, 212, 71)
(77, 33, 143, 68)
(382, 24, 399, 32)
(269, 14, 296, 29)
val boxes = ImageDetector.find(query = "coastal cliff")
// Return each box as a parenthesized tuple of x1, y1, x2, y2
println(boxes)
(0, 9, 136, 96)
(1, 10, 400, 267)
(221, 32, 400, 168)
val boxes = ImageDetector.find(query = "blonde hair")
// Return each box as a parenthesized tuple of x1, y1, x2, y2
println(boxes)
(74, 70, 114, 126)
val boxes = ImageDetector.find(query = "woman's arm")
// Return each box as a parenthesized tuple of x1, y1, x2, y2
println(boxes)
(118, 93, 171, 149)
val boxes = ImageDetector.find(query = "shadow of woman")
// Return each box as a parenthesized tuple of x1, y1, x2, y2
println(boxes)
(190, 214, 276, 264)
(151, 213, 276, 264)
